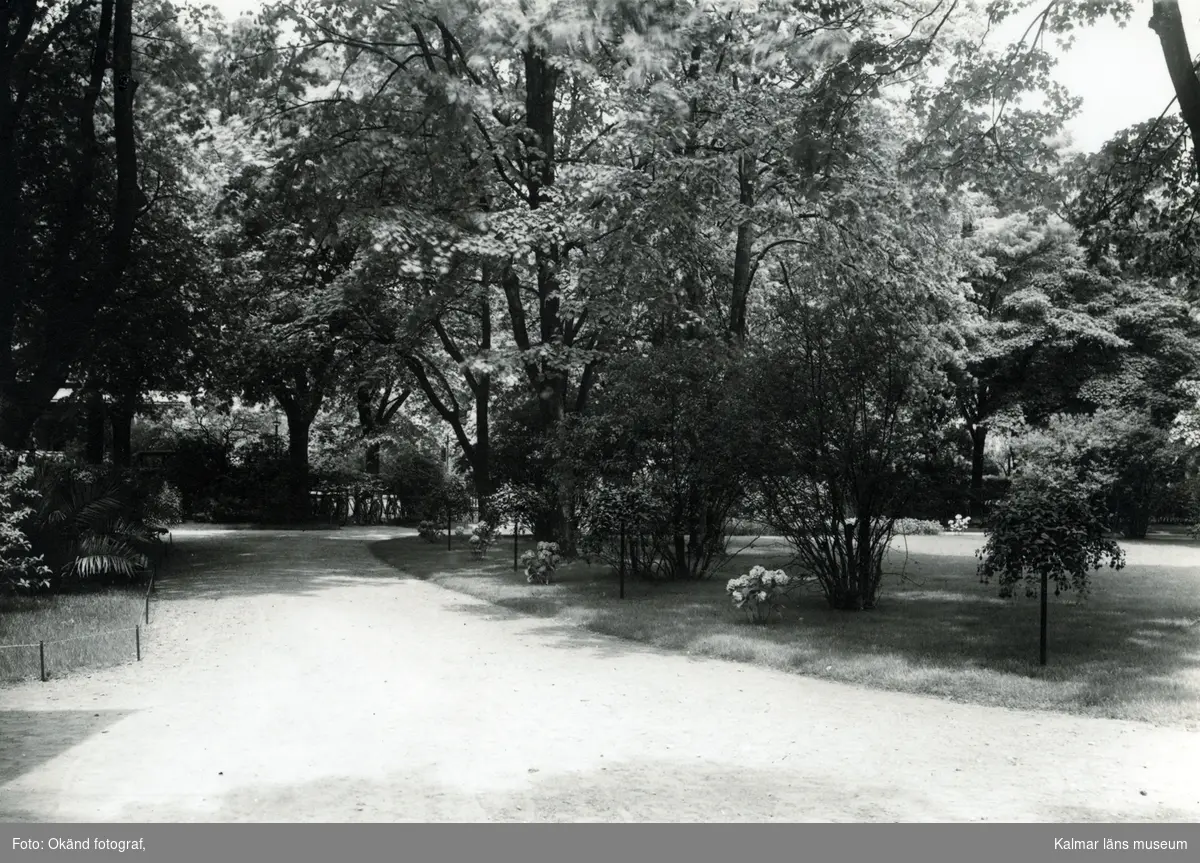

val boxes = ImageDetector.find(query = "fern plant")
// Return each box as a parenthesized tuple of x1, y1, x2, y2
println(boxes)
(28, 462, 155, 586)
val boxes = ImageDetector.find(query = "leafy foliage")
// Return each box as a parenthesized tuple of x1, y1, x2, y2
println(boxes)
(488, 483, 554, 530)
(0, 451, 53, 593)
(977, 469, 1125, 601)
(27, 462, 158, 584)
(143, 482, 183, 529)
(458, 521, 497, 558)
(749, 143, 965, 610)
(562, 346, 750, 579)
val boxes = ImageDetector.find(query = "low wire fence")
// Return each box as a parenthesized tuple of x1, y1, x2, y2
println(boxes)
(0, 625, 146, 682)
(0, 532, 169, 683)
(309, 490, 481, 526)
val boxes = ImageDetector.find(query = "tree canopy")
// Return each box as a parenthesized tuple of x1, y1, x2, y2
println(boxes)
(3, 0, 1199, 607)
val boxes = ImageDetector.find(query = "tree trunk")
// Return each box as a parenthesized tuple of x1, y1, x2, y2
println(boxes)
(532, 511, 554, 543)
(554, 459, 576, 556)
(284, 411, 312, 523)
(729, 153, 757, 341)
(85, 391, 106, 464)
(1124, 509, 1151, 540)
(364, 441, 381, 476)
(673, 530, 688, 580)
(110, 0, 139, 275)
(1150, 0, 1200, 167)
(0, 2, 115, 453)
(110, 402, 134, 467)
(969, 425, 987, 520)
(475, 287, 492, 512)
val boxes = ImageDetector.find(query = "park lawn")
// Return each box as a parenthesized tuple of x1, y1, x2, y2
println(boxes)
(374, 532, 1200, 730)
(0, 589, 147, 683)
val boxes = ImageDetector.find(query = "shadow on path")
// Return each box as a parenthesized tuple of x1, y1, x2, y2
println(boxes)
(154, 526, 418, 603)
(0, 709, 134, 786)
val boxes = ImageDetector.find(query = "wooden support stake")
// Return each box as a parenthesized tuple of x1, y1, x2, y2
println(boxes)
(39, 641, 46, 682)
(619, 521, 626, 600)
(1039, 571, 1049, 667)
(136, 625, 141, 662)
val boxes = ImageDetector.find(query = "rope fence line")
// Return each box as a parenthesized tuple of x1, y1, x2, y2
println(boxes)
(0, 626, 139, 647)
(0, 530, 171, 682)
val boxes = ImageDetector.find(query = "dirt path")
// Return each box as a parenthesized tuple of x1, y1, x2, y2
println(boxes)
(1, 526, 1197, 822)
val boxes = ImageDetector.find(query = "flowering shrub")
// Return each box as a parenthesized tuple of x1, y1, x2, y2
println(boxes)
(948, 514, 971, 533)
(521, 542, 561, 584)
(143, 482, 183, 529)
(417, 520, 443, 543)
(0, 454, 51, 594)
(726, 566, 792, 624)
(465, 521, 497, 558)
(892, 518, 943, 536)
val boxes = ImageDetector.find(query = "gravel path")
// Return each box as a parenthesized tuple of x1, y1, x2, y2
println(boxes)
(1, 526, 1197, 822)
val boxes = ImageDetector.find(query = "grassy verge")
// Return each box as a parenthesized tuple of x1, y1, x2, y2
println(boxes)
(0, 589, 147, 683)
(373, 532, 1200, 730)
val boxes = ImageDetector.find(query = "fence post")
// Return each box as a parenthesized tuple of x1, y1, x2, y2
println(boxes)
(136, 625, 141, 662)
(513, 518, 519, 571)
(39, 641, 46, 682)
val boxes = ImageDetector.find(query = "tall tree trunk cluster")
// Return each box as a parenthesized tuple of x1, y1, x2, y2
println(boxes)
(0, 0, 141, 451)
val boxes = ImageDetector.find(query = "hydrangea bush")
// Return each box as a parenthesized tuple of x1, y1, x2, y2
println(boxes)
(948, 514, 971, 533)
(464, 521, 497, 558)
(892, 518, 943, 536)
(726, 566, 792, 624)
(417, 520, 443, 543)
(522, 542, 561, 584)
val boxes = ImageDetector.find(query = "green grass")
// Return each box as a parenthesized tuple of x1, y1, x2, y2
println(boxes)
(373, 532, 1200, 730)
(0, 589, 147, 683)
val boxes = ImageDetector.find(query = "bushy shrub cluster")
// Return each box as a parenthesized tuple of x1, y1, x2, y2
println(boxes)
(892, 518, 944, 536)
(0, 451, 172, 593)
(143, 482, 183, 529)
(464, 522, 496, 559)
(417, 521, 443, 543)
(456, 521, 497, 557)
(0, 452, 52, 594)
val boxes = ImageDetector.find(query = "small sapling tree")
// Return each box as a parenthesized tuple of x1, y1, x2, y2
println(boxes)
(977, 469, 1126, 665)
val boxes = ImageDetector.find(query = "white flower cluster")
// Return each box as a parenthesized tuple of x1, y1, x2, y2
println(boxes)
(522, 542, 562, 584)
(726, 566, 790, 622)
(948, 514, 971, 533)
(467, 522, 495, 557)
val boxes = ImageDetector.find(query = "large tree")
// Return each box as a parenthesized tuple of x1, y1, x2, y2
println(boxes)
(0, 0, 145, 450)
(749, 113, 966, 611)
